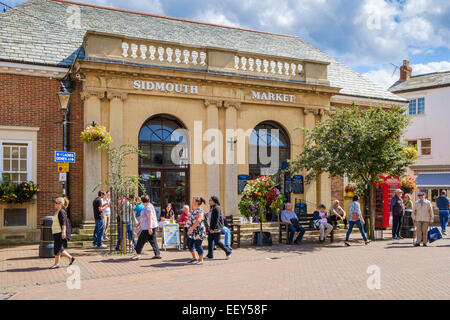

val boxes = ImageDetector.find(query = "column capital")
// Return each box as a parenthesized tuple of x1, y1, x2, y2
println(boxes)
(223, 100, 241, 110)
(204, 99, 223, 108)
(107, 91, 128, 101)
(303, 107, 316, 115)
(80, 89, 105, 101)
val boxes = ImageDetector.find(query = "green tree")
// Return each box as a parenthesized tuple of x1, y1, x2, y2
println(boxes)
(289, 105, 418, 240)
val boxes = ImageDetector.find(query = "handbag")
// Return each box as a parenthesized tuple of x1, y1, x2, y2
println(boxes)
(428, 227, 442, 243)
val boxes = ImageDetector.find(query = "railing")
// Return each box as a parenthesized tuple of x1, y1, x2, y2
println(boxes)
(233, 54, 303, 77)
(121, 41, 207, 68)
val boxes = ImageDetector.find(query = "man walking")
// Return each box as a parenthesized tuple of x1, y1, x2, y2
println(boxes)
(281, 202, 306, 244)
(436, 191, 449, 236)
(93, 191, 108, 248)
(412, 192, 434, 247)
(390, 189, 405, 240)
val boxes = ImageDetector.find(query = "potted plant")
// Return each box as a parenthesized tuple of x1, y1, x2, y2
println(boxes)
(238, 176, 283, 246)
(0, 180, 39, 204)
(345, 184, 356, 198)
(400, 176, 417, 195)
(80, 124, 112, 149)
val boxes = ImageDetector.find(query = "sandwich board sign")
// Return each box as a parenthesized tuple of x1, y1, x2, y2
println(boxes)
(162, 223, 181, 251)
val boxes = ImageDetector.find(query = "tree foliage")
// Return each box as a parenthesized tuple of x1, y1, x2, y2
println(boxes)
(289, 104, 418, 239)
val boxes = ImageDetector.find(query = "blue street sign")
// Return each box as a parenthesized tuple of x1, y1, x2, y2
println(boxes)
(55, 151, 76, 163)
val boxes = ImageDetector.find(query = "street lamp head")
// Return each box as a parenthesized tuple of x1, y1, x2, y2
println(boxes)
(57, 82, 71, 114)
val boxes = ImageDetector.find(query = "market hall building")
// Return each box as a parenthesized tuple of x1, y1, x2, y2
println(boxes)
(0, 0, 405, 243)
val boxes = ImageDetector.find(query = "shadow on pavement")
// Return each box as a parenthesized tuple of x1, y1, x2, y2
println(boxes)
(1, 266, 49, 273)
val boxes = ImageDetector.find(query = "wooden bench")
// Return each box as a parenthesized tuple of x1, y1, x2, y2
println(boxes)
(279, 213, 334, 244)
(181, 215, 241, 250)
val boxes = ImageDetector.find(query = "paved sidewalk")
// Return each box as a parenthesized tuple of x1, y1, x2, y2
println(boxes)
(1, 234, 449, 300)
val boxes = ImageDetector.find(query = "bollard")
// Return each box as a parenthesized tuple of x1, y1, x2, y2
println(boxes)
(39, 216, 55, 258)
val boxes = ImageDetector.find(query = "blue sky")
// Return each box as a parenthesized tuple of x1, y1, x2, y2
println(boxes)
(3, 0, 450, 88)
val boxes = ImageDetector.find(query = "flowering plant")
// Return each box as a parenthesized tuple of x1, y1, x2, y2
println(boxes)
(80, 125, 112, 149)
(345, 184, 356, 193)
(400, 176, 417, 194)
(0, 181, 39, 204)
(238, 176, 283, 226)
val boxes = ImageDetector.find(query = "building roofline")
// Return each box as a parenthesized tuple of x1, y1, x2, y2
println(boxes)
(332, 93, 407, 104)
(391, 83, 450, 94)
(52, 0, 298, 39)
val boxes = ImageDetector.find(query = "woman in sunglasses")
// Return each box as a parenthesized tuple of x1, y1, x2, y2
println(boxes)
(49, 197, 74, 269)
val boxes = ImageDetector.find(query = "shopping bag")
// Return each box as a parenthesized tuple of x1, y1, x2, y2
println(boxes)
(428, 227, 442, 243)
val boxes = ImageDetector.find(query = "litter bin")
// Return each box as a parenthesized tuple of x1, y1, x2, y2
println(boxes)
(39, 216, 54, 258)
(400, 209, 414, 238)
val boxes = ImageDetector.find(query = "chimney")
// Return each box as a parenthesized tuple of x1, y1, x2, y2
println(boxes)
(400, 60, 412, 81)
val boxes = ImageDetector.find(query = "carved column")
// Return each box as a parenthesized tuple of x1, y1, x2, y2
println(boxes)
(81, 90, 105, 221)
(224, 101, 240, 216)
(107, 92, 128, 147)
(303, 108, 317, 210)
(204, 99, 222, 199)
(318, 108, 331, 207)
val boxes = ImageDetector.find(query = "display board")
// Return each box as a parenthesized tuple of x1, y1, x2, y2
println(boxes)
(162, 223, 181, 250)
(293, 175, 304, 194)
(285, 177, 292, 194)
(238, 175, 249, 194)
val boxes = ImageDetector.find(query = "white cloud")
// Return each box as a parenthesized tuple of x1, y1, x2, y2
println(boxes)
(195, 9, 240, 27)
(363, 61, 450, 89)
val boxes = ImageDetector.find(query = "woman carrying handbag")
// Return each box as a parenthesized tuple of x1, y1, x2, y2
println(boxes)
(345, 196, 370, 246)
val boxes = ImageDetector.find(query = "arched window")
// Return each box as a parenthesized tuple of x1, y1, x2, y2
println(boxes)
(249, 121, 290, 180)
(138, 115, 187, 168)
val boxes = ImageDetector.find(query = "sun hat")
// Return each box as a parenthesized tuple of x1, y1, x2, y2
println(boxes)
(418, 192, 425, 196)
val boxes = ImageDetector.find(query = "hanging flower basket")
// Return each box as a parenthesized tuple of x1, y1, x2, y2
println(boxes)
(0, 181, 39, 204)
(400, 176, 417, 194)
(345, 184, 356, 198)
(80, 125, 112, 149)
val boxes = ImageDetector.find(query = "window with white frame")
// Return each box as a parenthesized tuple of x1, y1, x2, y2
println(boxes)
(1, 142, 32, 183)
(408, 98, 425, 115)
(420, 139, 431, 156)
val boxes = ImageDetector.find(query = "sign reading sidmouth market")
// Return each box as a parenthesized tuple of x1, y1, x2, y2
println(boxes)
(133, 80, 199, 95)
(251, 90, 295, 103)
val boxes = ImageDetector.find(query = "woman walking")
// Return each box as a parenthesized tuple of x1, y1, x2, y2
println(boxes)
(186, 197, 207, 265)
(132, 195, 161, 260)
(50, 197, 74, 269)
(344, 196, 370, 246)
(207, 196, 232, 259)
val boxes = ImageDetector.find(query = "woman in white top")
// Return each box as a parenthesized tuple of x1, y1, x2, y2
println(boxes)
(102, 191, 111, 241)
(132, 195, 161, 260)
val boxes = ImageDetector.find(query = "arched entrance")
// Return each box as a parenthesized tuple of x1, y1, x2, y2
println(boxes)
(138, 114, 189, 219)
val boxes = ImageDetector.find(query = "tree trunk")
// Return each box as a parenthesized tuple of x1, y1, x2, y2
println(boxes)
(368, 184, 375, 240)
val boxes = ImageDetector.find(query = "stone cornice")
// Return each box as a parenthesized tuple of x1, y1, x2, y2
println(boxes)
(0, 61, 68, 79)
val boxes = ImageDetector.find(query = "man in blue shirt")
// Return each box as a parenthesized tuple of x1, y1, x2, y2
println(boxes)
(436, 191, 449, 235)
(281, 202, 306, 244)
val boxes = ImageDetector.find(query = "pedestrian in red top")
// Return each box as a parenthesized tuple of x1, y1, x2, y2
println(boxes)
(178, 205, 191, 226)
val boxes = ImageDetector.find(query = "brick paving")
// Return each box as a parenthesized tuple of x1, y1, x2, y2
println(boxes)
(1, 233, 449, 300)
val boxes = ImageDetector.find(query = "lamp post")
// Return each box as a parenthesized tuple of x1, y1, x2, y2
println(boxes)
(56, 80, 72, 198)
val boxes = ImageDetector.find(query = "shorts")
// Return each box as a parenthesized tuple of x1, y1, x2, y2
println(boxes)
(53, 233, 68, 255)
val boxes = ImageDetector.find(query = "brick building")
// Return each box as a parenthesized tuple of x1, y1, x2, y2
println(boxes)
(0, 0, 405, 243)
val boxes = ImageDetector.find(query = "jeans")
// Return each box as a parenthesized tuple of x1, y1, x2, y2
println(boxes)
(134, 229, 160, 256)
(93, 219, 105, 247)
(222, 226, 231, 246)
(288, 224, 306, 243)
(187, 237, 204, 256)
(346, 220, 367, 242)
(116, 220, 136, 250)
(207, 232, 231, 258)
(392, 215, 403, 238)
(439, 211, 449, 233)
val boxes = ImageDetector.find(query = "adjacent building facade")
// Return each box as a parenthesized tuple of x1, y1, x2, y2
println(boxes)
(390, 60, 450, 204)
(0, 0, 404, 243)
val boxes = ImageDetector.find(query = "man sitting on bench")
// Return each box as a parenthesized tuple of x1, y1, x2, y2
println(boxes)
(281, 202, 306, 245)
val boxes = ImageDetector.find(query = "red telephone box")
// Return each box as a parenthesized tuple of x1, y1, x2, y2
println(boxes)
(374, 175, 401, 229)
